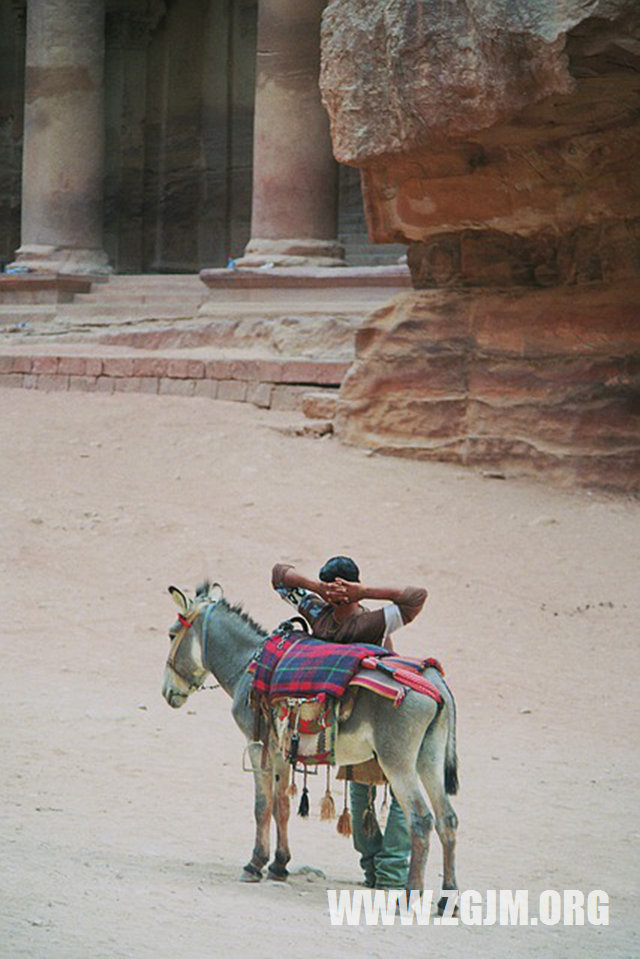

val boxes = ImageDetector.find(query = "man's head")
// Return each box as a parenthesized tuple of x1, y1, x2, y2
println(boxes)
(318, 555, 360, 584)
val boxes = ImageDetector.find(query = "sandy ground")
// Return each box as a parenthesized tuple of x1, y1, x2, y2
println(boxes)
(1, 389, 638, 959)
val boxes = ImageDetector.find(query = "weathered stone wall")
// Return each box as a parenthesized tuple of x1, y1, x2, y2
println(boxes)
(321, 0, 640, 489)
(0, 4, 25, 269)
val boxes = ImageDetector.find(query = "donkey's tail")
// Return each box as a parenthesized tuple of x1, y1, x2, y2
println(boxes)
(441, 680, 459, 795)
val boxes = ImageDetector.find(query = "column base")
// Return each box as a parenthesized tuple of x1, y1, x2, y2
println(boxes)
(10, 244, 112, 276)
(236, 237, 345, 268)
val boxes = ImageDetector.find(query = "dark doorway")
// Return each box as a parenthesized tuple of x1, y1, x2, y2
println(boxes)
(104, 0, 257, 273)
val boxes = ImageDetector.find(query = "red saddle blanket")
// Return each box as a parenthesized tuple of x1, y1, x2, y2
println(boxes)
(250, 630, 443, 703)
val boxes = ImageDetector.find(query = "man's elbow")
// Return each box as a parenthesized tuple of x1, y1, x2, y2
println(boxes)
(272, 562, 296, 590)
(400, 586, 428, 623)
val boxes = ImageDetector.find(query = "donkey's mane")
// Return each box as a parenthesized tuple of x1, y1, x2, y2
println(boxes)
(218, 597, 269, 639)
(195, 580, 269, 640)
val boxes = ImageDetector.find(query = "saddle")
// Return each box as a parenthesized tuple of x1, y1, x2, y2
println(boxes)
(249, 626, 444, 767)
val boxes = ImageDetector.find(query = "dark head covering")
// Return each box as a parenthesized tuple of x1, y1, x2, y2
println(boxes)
(318, 556, 360, 583)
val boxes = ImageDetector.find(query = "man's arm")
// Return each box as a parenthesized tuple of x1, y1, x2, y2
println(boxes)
(271, 563, 332, 627)
(327, 579, 427, 624)
(271, 564, 332, 602)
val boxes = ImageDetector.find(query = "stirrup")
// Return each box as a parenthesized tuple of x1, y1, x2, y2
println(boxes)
(242, 742, 272, 773)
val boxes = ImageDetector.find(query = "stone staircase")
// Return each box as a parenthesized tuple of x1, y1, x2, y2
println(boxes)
(340, 211, 407, 267)
(56, 274, 210, 324)
(0, 267, 410, 420)
(338, 164, 407, 267)
(0, 274, 208, 331)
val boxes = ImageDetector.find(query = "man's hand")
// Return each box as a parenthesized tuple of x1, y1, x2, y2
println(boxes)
(280, 567, 337, 604)
(324, 578, 363, 605)
(314, 580, 336, 604)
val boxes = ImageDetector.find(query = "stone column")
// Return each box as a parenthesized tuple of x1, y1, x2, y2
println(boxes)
(237, 0, 343, 267)
(12, 0, 110, 274)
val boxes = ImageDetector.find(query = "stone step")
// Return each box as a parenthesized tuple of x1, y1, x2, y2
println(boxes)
(47, 299, 381, 331)
(84, 284, 205, 297)
(344, 255, 406, 266)
(61, 295, 207, 310)
(0, 304, 58, 325)
(0, 346, 349, 412)
(343, 248, 404, 257)
(342, 241, 406, 253)
(301, 389, 340, 420)
(345, 255, 405, 266)
(96, 273, 204, 285)
(345, 250, 404, 258)
(55, 304, 203, 322)
(0, 273, 94, 304)
(88, 315, 358, 360)
(1, 269, 407, 355)
(344, 253, 406, 267)
(200, 265, 409, 288)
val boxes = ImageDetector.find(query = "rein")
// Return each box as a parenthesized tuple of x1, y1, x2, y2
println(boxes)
(167, 600, 221, 693)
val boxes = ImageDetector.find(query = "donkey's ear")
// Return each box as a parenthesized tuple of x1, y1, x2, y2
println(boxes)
(168, 586, 189, 613)
(208, 582, 224, 603)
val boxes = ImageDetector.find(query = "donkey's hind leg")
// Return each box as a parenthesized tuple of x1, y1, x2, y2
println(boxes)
(268, 755, 291, 881)
(383, 773, 434, 892)
(418, 725, 459, 912)
(240, 743, 273, 882)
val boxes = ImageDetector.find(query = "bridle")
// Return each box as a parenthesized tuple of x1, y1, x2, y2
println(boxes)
(166, 599, 220, 694)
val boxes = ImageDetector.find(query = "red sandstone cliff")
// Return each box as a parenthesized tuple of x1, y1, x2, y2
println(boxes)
(320, 0, 640, 490)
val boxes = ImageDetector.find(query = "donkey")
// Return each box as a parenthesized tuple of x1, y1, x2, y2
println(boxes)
(161, 581, 459, 905)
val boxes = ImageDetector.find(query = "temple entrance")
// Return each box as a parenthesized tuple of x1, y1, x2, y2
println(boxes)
(0, 0, 402, 274)
(104, 0, 257, 273)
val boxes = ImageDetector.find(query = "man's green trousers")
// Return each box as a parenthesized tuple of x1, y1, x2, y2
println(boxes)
(349, 781, 410, 888)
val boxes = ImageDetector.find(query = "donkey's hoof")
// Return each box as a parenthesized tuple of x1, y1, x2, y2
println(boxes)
(267, 864, 289, 882)
(240, 864, 263, 883)
(437, 894, 459, 917)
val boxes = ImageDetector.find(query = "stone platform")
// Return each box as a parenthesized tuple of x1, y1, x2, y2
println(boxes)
(200, 265, 410, 289)
(0, 273, 95, 304)
(0, 269, 383, 414)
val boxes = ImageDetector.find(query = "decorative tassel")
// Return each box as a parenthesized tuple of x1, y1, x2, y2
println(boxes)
(320, 766, 336, 820)
(379, 782, 390, 830)
(289, 731, 299, 765)
(297, 767, 310, 817)
(287, 766, 298, 797)
(362, 784, 379, 838)
(336, 779, 352, 837)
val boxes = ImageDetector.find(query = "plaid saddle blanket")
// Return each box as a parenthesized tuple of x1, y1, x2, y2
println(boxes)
(251, 629, 394, 701)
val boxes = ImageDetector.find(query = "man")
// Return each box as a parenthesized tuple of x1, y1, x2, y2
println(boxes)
(271, 556, 427, 889)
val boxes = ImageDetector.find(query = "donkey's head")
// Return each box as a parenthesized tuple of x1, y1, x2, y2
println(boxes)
(162, 581, 222, 708)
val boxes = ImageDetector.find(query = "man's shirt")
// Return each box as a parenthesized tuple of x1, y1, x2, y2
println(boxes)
(271, 563, 419, 645)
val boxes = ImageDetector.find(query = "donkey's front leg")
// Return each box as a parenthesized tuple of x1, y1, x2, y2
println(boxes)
(268, 756, 291, 881)
(240, 743, 273, 882)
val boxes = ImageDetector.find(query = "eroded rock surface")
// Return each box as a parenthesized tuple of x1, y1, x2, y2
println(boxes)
(321, 0, 640, 489)
(321, 0, 638, 161)
(337, 285, 640, 490)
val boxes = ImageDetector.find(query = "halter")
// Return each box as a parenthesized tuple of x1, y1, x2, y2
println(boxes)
(166, 599, 220, 694)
